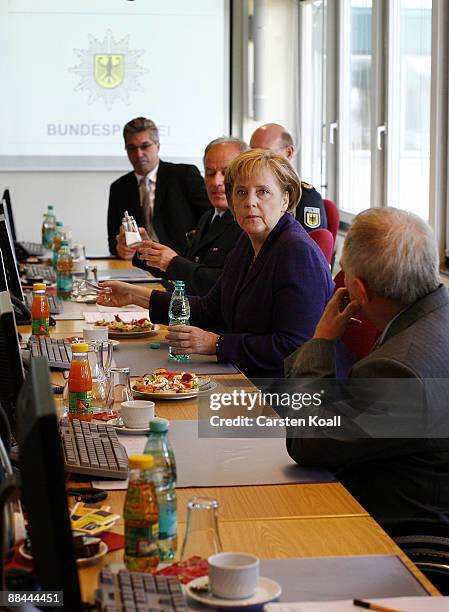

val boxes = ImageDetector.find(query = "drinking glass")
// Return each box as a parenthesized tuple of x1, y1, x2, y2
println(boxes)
(180, 497, 223, 561)
(108, 367, 133, 410)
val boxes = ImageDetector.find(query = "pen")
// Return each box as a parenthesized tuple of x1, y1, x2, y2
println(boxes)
(353, 599, 403, 612)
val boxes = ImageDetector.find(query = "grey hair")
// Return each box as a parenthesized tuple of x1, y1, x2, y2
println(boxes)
(341, 207, 440, 304)
(203, 136, 248, 164)
(123, 117, 159, 144)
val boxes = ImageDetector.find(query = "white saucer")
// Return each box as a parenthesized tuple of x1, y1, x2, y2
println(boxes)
(185, 576, 282, 608)
(114, 423, 150, 435)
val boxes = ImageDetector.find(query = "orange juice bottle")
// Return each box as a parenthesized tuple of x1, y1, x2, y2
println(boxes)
(68, 343, 93, 421)
(124, 454, 160, 573)
(31, 283, 49, 336)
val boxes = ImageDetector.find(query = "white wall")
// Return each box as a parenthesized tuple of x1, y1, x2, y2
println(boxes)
(0, 171, 123, 253)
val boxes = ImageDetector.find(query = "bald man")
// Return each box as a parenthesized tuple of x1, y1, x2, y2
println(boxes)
(250, 123, 327, 233)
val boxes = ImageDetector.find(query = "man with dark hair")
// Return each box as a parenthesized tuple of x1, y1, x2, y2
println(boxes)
(107, 117, 210, 258)
(133, 137, 247, 295)
(250, 123, 327, 233)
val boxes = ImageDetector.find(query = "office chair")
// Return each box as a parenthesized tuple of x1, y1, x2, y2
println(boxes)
(323, 199, 339, 243)
(389, 522, 449, 595)
(309, 228, 334, 265)
(334, 270, 380, 361)
(324, 199, 340, 270)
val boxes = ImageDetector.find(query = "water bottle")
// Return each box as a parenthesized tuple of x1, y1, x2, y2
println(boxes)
(168, 280, 190, 362)
(56, 239, 73, 300)
(41, 205, 56, 248)
(144, 418, 177, 560)
(52, 221, 64, 270)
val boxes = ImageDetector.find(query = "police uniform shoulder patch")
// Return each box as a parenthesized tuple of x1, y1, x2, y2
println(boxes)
(301, 181, 313, 190)
(304, 207, 321, 229)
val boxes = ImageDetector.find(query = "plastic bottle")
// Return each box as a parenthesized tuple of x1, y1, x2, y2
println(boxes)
(31, 283, 49, 336)
(144, 417, 177, 560)
(124, 454, 160, 572)
(52, 221, 64, 270)
(56, 239, 73, 300)
(168, 280, 190, 362)
(41, 205, 56, 248)
(68, 343, 93, 422)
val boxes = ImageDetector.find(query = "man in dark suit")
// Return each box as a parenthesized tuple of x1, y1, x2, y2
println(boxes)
(285, 207, 449, 530)
(134, 137, 247, 295)
(107, 116, 211, 258)
(250, 123, 327, 232)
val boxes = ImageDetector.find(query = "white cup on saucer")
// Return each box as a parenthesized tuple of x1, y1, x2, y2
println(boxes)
(83, 326, 108, 342)
(208, 552, 259, 599)
(120, 400, 155, 429)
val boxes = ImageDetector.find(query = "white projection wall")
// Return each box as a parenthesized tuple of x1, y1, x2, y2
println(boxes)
(0, 0, 229, 170)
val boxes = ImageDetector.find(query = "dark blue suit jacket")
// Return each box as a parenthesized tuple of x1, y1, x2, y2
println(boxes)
(149, 214, 334, 378)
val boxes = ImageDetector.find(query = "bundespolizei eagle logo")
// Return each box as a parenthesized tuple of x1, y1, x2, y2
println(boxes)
(70, 30, 147, 110)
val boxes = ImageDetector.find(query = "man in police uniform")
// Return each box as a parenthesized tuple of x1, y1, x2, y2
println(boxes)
(250, 123, 327, 232)
(132, 137, 246, 296)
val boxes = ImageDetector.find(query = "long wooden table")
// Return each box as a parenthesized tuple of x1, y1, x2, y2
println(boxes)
(18, 259, 439, 599)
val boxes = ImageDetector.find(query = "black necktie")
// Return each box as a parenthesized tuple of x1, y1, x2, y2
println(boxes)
(209, 214, 221, 232)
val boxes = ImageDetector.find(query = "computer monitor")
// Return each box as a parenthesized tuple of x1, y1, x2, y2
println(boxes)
(17, 357, 82, 611)
(0, 249, 24, 438)
(2, 189, 16, 242)
(0, 200, 24, 302)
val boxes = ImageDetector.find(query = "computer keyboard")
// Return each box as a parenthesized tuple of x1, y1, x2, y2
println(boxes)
(29, 336, 72, 369)
(23, 263, 56, 283)
(60, 419, 129, 480)
(19, 240, 45, 257)
(96, 568, 187, 612)
(24, 291, 62, 314)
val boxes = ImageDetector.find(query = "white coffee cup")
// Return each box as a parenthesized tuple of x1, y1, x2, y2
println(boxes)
(120, 400, 155, 429)
(83, 326, 109, 342)
(208, 552, 259, 599)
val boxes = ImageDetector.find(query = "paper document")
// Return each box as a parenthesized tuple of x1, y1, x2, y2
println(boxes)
(265, 597, 448, 612)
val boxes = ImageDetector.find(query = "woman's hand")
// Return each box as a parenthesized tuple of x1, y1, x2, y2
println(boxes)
(96, 281, 135, 307)
(166, 325, 219, 355)
(313, 288, 361, 341)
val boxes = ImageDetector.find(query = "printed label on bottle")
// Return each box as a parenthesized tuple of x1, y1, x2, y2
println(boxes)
(43, 228, 55, 248)
(57, 275, 73, 293)
(159, 505, 177, 540)
(31, 317, 49, 335)
(125, 524, 159, 557)
(68, 390, 93, 414)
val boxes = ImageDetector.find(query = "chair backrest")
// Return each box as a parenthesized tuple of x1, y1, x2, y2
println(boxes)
(309, 228, 334, 265)
(334, 270, 380, 361)
(324, 199, 339, 243)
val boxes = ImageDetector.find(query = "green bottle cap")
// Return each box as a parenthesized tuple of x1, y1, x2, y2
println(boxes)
(149, 417, 169, 433)
(61, 239, 69, 246)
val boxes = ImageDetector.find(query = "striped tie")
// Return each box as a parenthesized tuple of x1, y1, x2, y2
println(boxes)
(140, 177, 157, 239)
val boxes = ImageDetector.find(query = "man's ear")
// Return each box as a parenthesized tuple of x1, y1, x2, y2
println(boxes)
(352, 276, 370, 306)
(285, 145, 295, 161)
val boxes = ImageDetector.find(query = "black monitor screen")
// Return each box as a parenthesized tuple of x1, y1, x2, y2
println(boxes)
(0, 249, 24, 437)
(17, 357, 82, 611)
(2, 188, 16, 242)
(0, 200, 23, 302)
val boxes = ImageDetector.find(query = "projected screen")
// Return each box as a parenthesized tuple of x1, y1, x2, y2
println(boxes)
(0, 0, 229, 171)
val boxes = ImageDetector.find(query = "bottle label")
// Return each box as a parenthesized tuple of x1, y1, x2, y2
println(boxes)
(43, 228, 55, 248)
(125, 523, 159, 557)
(57, 274, 73, 294)
(31, 317, 49, 335)
(68, 390, 93, 414)
(159, 505, 177, 540)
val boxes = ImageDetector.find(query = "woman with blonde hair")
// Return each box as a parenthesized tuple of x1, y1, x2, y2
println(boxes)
(99, 149, 333, 378)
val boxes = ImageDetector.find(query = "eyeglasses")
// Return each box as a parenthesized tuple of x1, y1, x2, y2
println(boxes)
(125, 142, 156, 153)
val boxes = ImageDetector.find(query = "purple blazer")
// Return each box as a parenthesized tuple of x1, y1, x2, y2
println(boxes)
(149, 213, 334, 378)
